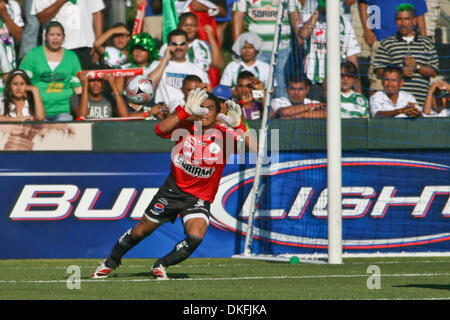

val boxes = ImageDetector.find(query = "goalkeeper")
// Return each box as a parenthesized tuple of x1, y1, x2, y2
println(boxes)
(92, 88, 256, 279)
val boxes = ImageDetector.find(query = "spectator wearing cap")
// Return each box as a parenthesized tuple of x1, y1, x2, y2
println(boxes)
(220, 32, 270, 93)
(212, 84, 235, 127)
(212, 84, 233, 101)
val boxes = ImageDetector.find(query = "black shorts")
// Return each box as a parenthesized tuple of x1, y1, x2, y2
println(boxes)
(143, 175, 211, 225)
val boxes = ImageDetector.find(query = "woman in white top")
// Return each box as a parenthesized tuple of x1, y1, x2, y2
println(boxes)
(0, 69, 45, 121)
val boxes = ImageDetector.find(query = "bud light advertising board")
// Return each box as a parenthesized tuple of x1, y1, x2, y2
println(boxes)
(0, 150, 449, 259)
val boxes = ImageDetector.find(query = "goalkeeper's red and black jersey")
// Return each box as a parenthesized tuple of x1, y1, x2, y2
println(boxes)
(155, 120, 246, 203)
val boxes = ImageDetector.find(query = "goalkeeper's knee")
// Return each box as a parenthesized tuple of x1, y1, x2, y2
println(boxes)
(155, 235, 203, 267)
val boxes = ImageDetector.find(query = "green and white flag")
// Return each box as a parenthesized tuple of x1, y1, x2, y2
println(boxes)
(162, 0, 179, 44)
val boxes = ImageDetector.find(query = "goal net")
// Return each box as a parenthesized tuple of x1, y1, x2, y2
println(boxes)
(232, 0, 450, 263)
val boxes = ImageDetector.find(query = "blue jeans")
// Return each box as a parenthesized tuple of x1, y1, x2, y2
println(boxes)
(103, 0, 127, 30)
(19, 0, 40, 61)
(45, 113, 74, 122)
(259, 46, 292, 99)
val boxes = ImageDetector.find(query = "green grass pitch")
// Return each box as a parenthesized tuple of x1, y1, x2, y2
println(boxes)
(0, 257, 449, 300)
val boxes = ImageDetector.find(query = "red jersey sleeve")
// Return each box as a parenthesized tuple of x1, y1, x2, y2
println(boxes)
(154, 117, 195, 139)
(154, 122, 173, 139)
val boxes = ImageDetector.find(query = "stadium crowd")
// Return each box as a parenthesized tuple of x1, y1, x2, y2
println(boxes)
(0, 0, 448, 123)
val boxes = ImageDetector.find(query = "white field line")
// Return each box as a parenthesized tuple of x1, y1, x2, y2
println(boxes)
(0, 263, 255, 270)
(1, 259, 450, 270)
(1, 272, 449, 284)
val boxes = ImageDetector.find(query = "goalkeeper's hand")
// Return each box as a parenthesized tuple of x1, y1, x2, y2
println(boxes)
(218, 100, 242, 128)
(184, 88, 209, 116)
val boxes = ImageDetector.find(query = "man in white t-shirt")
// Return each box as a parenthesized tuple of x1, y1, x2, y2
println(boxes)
(148, 29, 209, 106)
(271, 74, 325, 119)
(370, 66, 422, 118)
(31, 0, 105, 68)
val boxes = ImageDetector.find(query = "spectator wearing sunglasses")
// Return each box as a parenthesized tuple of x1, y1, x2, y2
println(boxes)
(148, 29, 209, 106)
(159, 12, 223, 87)
(20, 22, 82, 121)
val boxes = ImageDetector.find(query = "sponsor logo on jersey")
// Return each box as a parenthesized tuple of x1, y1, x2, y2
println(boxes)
(153, 203, 165, 214)
(356, 96, 366, 106)
(174, 154, 215, 178)
(249, 6, 278, 21)
(158, 197, 168, 206)
(194, 199, 205, 207)
(208, 142, 221, 155)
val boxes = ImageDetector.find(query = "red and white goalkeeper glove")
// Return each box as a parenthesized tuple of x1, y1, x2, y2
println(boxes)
(176, 88, 209, 121)
(185, 88, 209, 116)
(219, 100, 243, 128)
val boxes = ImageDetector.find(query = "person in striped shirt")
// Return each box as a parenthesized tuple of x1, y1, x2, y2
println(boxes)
(340, 60, 369, 118)
(357, 0, 428, 94)
(372, 4, 439, 107)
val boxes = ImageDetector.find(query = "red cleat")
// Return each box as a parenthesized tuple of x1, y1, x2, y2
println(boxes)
(91, 262, 113, 279)
(150, 264, 169, 280)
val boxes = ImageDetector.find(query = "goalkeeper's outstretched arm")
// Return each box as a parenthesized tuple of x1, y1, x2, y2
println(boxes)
(219, 100, 258, 154)
(155, 88, 209, 136)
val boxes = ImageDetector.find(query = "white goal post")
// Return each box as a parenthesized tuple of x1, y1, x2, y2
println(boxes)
(232, 0, 343, 264)
(326, 0, 343, 264)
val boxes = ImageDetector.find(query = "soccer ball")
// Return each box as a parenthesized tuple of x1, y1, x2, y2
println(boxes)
(125, 75, 154, 105)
